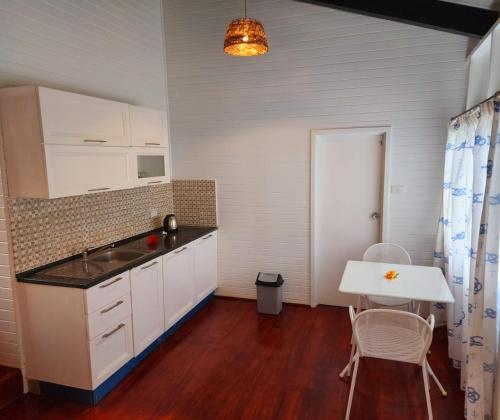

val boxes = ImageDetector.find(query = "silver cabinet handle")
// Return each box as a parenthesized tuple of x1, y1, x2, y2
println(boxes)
(141, 261, 158, 270)
(100, 300, 124, 314)
(202, 234, 213, 240)
(99, 277, 122, 288)
(145, 142, 161, 146)
(174, 246, 187, 254)
(102, 323, 125, 339)
(84, 139, 108, 143)
(147, 181, 162, 184)
(88, 187, 110, 192)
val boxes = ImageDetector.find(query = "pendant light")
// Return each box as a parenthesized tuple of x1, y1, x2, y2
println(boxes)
(223, 0, 268, 57)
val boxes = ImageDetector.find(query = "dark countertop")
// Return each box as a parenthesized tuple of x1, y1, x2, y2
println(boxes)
(16, 226, 217, 289)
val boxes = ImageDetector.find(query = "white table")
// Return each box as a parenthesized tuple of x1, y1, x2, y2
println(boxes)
(338, 260, 454, 379)
(339, 260, 454, 304)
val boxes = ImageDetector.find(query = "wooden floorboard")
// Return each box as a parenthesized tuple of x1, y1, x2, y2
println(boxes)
(0, 298, 464, 419)
(0, 365, 23, 410)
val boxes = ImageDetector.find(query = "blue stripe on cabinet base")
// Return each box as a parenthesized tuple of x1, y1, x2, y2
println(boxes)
(40, 292, 215, 405)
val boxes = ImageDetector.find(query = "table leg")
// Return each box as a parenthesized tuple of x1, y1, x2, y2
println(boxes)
(339, 295, 361, 379)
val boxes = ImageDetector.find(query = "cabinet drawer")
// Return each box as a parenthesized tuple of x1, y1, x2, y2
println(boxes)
(89, 317, 133, 388)
(86, 272, 130, 314)
(87, 293, 131, 340)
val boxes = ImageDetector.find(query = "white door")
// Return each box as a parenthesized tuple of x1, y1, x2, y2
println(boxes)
(38, 87, 130, 147)
(163, 246, 194, 329)
(193, 232, 218, 302)
(44, 145, 131, 197)
(129, 105, 169, 147)
(312, 128, 387, 307)
(130, 257, 164, 355)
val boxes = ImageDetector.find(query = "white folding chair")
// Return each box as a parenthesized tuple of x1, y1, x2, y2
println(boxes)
(363, 243, 419, 313)
(344, 307, 447, 420)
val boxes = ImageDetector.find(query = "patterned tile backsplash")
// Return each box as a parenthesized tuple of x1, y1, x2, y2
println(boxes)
(172, 180, 217, 228)
(9, 180, 217, 273)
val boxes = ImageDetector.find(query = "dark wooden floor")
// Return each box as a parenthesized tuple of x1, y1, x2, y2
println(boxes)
(0, 365, 23, 410)
(1, 298, 464, 419)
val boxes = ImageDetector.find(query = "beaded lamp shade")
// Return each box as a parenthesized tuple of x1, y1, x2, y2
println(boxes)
(224, 17, 268, 57)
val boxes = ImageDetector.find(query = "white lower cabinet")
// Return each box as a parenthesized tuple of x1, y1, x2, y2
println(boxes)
(89, 317, 134, 387)
(163, 246, 195, 329)
(19, 231, 217, 392)
(193, 232, 218, 303)
(130, 257, 164, 355)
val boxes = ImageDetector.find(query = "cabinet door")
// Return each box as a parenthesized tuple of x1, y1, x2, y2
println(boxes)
(130, 147, 171, 187)
(38, 87, 131, 147)
(44, 145, 131, 198)
(163, 246, 194, 329)
(194, 232, 218, 302)
(130, 106, 169, 147)
(130, 257, 164, 356)
(89, 317, 133, 388)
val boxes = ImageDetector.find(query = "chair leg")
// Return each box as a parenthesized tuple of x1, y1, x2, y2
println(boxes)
(340, 343, 356, 378)
(345, 354, 360, 420)
(427, 362, 447, 396)
(341, 297, 362, 378)
(422, 360, 434, 420)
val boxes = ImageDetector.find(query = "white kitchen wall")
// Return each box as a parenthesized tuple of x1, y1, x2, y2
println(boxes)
(0, 170, 18, 368)
(0, 0, 168, 368)
(164, 0, 475, 304)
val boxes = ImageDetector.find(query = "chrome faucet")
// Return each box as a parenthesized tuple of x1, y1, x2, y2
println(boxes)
(82, 243, 115, 261)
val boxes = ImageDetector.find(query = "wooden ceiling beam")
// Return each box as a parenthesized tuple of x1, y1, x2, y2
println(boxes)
(295, 0, 499, 38)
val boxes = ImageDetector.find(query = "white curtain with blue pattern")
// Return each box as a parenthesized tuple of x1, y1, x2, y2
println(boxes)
(434, 95, 500, 420)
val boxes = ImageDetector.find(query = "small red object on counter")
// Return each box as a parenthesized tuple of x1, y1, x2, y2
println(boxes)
(146, 234, 159, 248)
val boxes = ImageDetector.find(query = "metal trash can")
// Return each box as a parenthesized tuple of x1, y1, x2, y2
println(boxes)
(255, 272, 284, 315)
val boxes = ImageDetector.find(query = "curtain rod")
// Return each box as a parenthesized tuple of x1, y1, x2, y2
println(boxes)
(450, 91, 499, 121)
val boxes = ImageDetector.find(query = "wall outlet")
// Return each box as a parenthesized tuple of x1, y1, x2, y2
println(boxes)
(150, 209, 158, 218)
(391, 185, 407, 194)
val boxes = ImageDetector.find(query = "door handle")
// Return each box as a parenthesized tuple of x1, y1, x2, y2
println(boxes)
(370, 212, 380, 220)
(88, 187, 111, 192)
(101, 323, 125, 339)
(100, 300, 124, 314)
(84, 139, 108, 143)
(99, 277, 122, 288)
(174, 246, 188, 254)
(141, 261, 159, 270)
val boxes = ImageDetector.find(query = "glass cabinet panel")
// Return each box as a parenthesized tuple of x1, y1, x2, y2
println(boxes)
(137, 155, 165, 179)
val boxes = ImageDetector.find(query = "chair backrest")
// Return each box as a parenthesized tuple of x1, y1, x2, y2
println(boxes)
(349, 306, 434, 365)
(362, 243, 412, 265)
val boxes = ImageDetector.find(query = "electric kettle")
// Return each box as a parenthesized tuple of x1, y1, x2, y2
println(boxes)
(163, 214, 178, 233)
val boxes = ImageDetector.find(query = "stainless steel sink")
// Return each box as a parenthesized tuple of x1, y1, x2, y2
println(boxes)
(90, 249, 145, 264)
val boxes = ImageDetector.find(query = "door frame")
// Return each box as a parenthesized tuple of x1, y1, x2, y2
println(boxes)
(310, 126, 392, 308)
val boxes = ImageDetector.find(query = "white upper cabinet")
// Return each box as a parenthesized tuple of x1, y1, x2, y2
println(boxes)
(45, 145, 132, 198)
(38, 87, 131, 147)
(0, 86, 172, 198)
(129, 105, 169, 148)
(130, 147, 171, 187)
